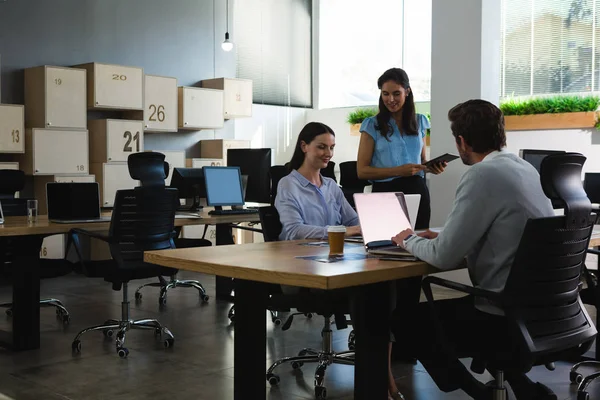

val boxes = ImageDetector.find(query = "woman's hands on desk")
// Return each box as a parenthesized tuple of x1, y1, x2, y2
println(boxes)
(345, 225, 362, 237)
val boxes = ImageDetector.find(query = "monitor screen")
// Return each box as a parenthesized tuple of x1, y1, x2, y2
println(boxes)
(520, 149, 565, 173)
(170, 168, 206, 199)
(46, 182, 101, 219)
(204, 166, 245, 207)
(227, 148, 272, 204)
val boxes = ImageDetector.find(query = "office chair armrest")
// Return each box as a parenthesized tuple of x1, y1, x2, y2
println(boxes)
(587, 249, 600, 256)
(421, 276, 502, 305)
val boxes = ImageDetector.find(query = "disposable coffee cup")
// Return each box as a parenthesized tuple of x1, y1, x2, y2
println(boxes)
(327, 225, 346, 255)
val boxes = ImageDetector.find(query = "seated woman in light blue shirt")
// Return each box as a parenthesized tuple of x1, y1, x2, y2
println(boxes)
(275, 122, 405, 400)
(275, 122, 361, 241)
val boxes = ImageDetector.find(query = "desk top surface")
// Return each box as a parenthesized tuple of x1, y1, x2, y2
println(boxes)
(144, 240, 437, 290)
(0, 211, 260, 237)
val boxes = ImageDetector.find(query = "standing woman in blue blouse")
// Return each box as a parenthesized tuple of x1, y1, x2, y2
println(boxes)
(357, 68, 445, 230)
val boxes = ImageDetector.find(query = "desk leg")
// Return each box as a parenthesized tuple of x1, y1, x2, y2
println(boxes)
(0, 235, 43, 351)
(234, 279, 268, 400)
(352, 282, 392, 400)
(215, 223, 235, 301)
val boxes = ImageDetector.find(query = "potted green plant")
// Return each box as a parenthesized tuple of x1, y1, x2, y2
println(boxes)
(500, 95, 600, 131)
(424, 112, 431, 146)
(346, 107, 378, 136)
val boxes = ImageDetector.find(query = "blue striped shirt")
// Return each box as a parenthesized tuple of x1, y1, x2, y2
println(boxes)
(275, 170, 359, 240)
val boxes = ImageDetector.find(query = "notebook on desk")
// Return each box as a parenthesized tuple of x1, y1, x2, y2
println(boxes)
(353, 192, 419, 260)
(47, 182, 111, 224)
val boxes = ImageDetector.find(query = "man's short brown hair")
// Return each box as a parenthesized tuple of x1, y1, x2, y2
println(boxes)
(448, 99, 506, 153)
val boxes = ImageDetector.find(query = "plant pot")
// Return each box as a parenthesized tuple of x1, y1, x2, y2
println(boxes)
(350, 123, 361, 136)
(504, 111, 598, 131)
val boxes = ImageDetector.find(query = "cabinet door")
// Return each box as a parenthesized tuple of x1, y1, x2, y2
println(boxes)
(34, 129, 88, 174)
(106, 120, 144, 162)
(191, 158, 223, 168)
(102, 163, 138, 207)
(45, 67, 87, 129)
(94, 64, 143, 109)
(0, 105, 24, 153)
(181, 88, 224, 129)
(145, 75, 177, 132)
(224, 79, 252, 118)
(0, 162, 18, 170)
(40, 234, 65, 260)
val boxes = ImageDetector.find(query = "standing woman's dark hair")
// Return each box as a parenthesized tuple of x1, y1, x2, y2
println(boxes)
(376, 68, 418, 139)
(288, 122, 335, 170)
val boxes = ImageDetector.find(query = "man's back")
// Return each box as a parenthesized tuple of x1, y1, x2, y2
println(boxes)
(405, 150, 554, 294)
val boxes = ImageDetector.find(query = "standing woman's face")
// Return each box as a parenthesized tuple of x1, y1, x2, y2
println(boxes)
(301, 133, 335, 170)
(381, 80, 410, 114)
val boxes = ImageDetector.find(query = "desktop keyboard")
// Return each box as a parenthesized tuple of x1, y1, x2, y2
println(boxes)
(208, 208, 259, 216)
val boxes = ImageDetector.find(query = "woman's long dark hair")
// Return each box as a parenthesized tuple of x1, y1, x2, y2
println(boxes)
(375, 68, 418, 139)
(288, 122, 335, 171)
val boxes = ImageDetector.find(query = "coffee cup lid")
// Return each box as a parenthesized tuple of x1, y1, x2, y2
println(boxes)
(327, 225, 347, 233)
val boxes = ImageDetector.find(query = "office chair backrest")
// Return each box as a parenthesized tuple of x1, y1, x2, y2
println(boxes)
(339, 161, 368, 190)
(269, 165, 290, 205)
(321, 161, 337, 182)
(0, 170, 25, 199)
(500, 153, 596, 370)
(127, 152, 168, 187)
(584, 172, 600, 204)
(108, 186, 179, 269)
(258, 206, 282, 242)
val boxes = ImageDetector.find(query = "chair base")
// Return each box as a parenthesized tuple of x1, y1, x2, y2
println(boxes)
(570, 360, 600, 400)
(72, 282, 174, 358)
(0, 298, 70, 324)
(134, 275, 209, 306)
(266, 316, 355, 399)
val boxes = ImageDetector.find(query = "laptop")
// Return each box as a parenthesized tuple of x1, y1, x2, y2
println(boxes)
(47, 182, 111, 223)
(353, 192, 418, 260)
(345, 193, 421, 243)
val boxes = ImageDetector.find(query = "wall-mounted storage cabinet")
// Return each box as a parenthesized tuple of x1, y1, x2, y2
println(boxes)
(0, 104, 24, 153)
(75, 62, 143, 110)
(24, 65, 87, 129)
(0, 162, 18, 170)
(186, 158, 224, 168)
(200, 78, 252, 119)
(17, 129, 89, 175)
(200, 139, 250, 166)
(177, 87, 224, 130)
(144, 75, 178, 132)
(88, 119, 144, 163)
(89, 162, 138, 207)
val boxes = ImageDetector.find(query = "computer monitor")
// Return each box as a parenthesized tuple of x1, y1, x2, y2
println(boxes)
(519, 149, 566, 173)
(204, 166, 245, 208)
(227, 148, 272, 204)
(170, 168, 206, 211)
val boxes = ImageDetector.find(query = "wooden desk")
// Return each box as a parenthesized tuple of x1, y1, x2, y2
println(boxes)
(0, 211, 259, 352)
(146, 241, 433, 400)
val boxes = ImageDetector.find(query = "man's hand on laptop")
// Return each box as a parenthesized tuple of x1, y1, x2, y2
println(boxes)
(391, 229, 415, 249)
(346, 226, 362, 237)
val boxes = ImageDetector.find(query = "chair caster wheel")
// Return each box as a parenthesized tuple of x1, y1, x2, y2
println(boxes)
(62, 315, 70, 324)
(304, 312, 313, 319)
(273, 318, 282, 326)
(103, 329, 114, 339)
(578, 391, 590, 400)
(72, 340, 81, 353)
(266, 373, 280, 386)
(291, 361, 303, 370)
(135, 292, 142, 300)
(164, 338, 175, 348)
(5, 309, 12, 317)
(159, 297, 167, 306)
(154, 328, 162, 338)
(571, 371, 584, 384)
(201, 294, 210, 303)
(117, 347, 129, 358)
(315, 386, 327, 399)
(55, 308, 62, 316)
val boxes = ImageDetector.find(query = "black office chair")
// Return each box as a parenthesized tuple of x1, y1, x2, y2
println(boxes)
(259, 205, 354, 399)
(339, 161, 370, 208)
(126, 153, 210, 305)
(269, 165, 290, 205)
(68, 185, 179, 358)
(421, 153, 597, 400)
(0, 169, 71, 323)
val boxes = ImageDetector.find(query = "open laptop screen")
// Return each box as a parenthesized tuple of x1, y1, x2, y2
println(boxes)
(353, 192, 413, 245)
(47, 182, 101, 220)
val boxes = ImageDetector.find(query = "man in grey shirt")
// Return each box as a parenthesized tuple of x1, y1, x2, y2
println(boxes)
(391, 100, 555, 399)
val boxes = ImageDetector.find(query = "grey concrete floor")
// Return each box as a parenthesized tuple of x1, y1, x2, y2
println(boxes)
(0, 271, 597, 399)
